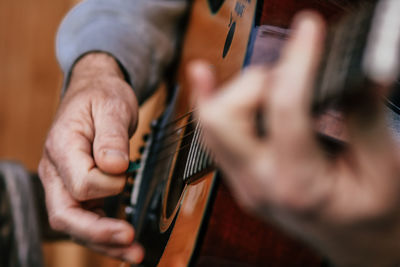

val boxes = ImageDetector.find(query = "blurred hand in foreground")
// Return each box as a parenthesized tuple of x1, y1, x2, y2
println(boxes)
(189, 12, 400, 267)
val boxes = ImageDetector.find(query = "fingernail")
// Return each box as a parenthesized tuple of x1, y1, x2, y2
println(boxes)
(111, 231, 131, 244)
(103, 149, 129, 161)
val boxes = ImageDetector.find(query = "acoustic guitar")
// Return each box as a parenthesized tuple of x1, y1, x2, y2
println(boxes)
(124, 0, 400, 266)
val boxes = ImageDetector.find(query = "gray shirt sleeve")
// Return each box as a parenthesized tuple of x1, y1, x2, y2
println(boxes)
(56, 0, 187, 103)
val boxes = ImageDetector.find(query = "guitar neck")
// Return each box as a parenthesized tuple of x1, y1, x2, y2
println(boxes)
(313, 0, 400, 112)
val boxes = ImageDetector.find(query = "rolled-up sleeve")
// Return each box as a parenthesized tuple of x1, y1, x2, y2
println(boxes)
(56, 0, 187, 102)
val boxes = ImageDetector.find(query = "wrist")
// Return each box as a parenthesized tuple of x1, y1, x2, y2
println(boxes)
(70, 52, 126, 82)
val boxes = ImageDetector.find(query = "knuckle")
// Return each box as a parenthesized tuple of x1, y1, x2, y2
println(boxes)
(48, 212, 68, 232)
(85, 229, 106, 244)
(85, 224, 116, 244)
(103, 127, 127, 141)
(110, 178, 125, 195)
(116, 98, 134, 115)
(90, 86, 109, 102)
(45, 124, 87, 160)
(95, 130, 128, 153)
(37, 158, 48, 181)
(102, 176, 126, 197)
(102, 95, 134, 118)
(44, 130, 58, 156)
(70, 179, 90, 201)
(38, 154, 59, 185)
(95, 102, 133, 139)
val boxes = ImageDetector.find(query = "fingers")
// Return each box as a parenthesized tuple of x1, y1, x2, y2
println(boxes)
(39, 165, 144, 263)
(39, 54, 143, 263)
(88, 243, 144, 264)
(187, 60, 216, 104)
(92, 88, 138, 175)
(39, 155, 133, 243)
(257, 12, 335, 212)
(92, 105, 131, 174)
(269, 12, 326, 160)
(44, 80, 138, 201)
(189, 64, 268, 166)
(45, 125, 127, 201)
(39, 156, 143, 264)
(39, 156, 140, 261)
(53, 204, 134, 246)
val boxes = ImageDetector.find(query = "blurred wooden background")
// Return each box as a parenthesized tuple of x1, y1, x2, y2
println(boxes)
(0, 0, 123, 266)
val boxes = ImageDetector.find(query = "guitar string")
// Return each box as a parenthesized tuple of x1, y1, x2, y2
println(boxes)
(143, 142, 193, 169)
(140, 126, 211, 173)
(149, 108, 199, 146)
(156, 108, 197, 131)
(145, 140, 213, 180)
(148, 110, 199, 154)
(149, 152, 214, 184)
(146, 116, 211, 166)
(136, 109, 211, 179)
(153, 128, 197, 154)
(152, 118, 196, 145)
(131, 113, 199, 177)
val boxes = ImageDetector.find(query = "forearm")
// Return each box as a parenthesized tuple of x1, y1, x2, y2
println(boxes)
(56, 0, 187, 102)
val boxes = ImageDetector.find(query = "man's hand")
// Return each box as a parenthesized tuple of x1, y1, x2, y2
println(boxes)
(38, 53, 143, 263)
(189, 13, 400, 267)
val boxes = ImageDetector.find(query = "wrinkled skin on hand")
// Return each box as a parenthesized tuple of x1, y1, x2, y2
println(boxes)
(189, 12, 400, 267)
(38, 53, 144, 263)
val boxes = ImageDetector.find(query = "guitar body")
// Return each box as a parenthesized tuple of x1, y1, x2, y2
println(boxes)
(128, 0, 359, 266)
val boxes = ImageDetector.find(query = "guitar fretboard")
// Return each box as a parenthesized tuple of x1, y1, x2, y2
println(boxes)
(182, 121, 214, 183)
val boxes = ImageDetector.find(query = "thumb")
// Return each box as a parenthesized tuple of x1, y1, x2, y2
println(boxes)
(187, 60, 216, 106)
(93, 102, 136, 174)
